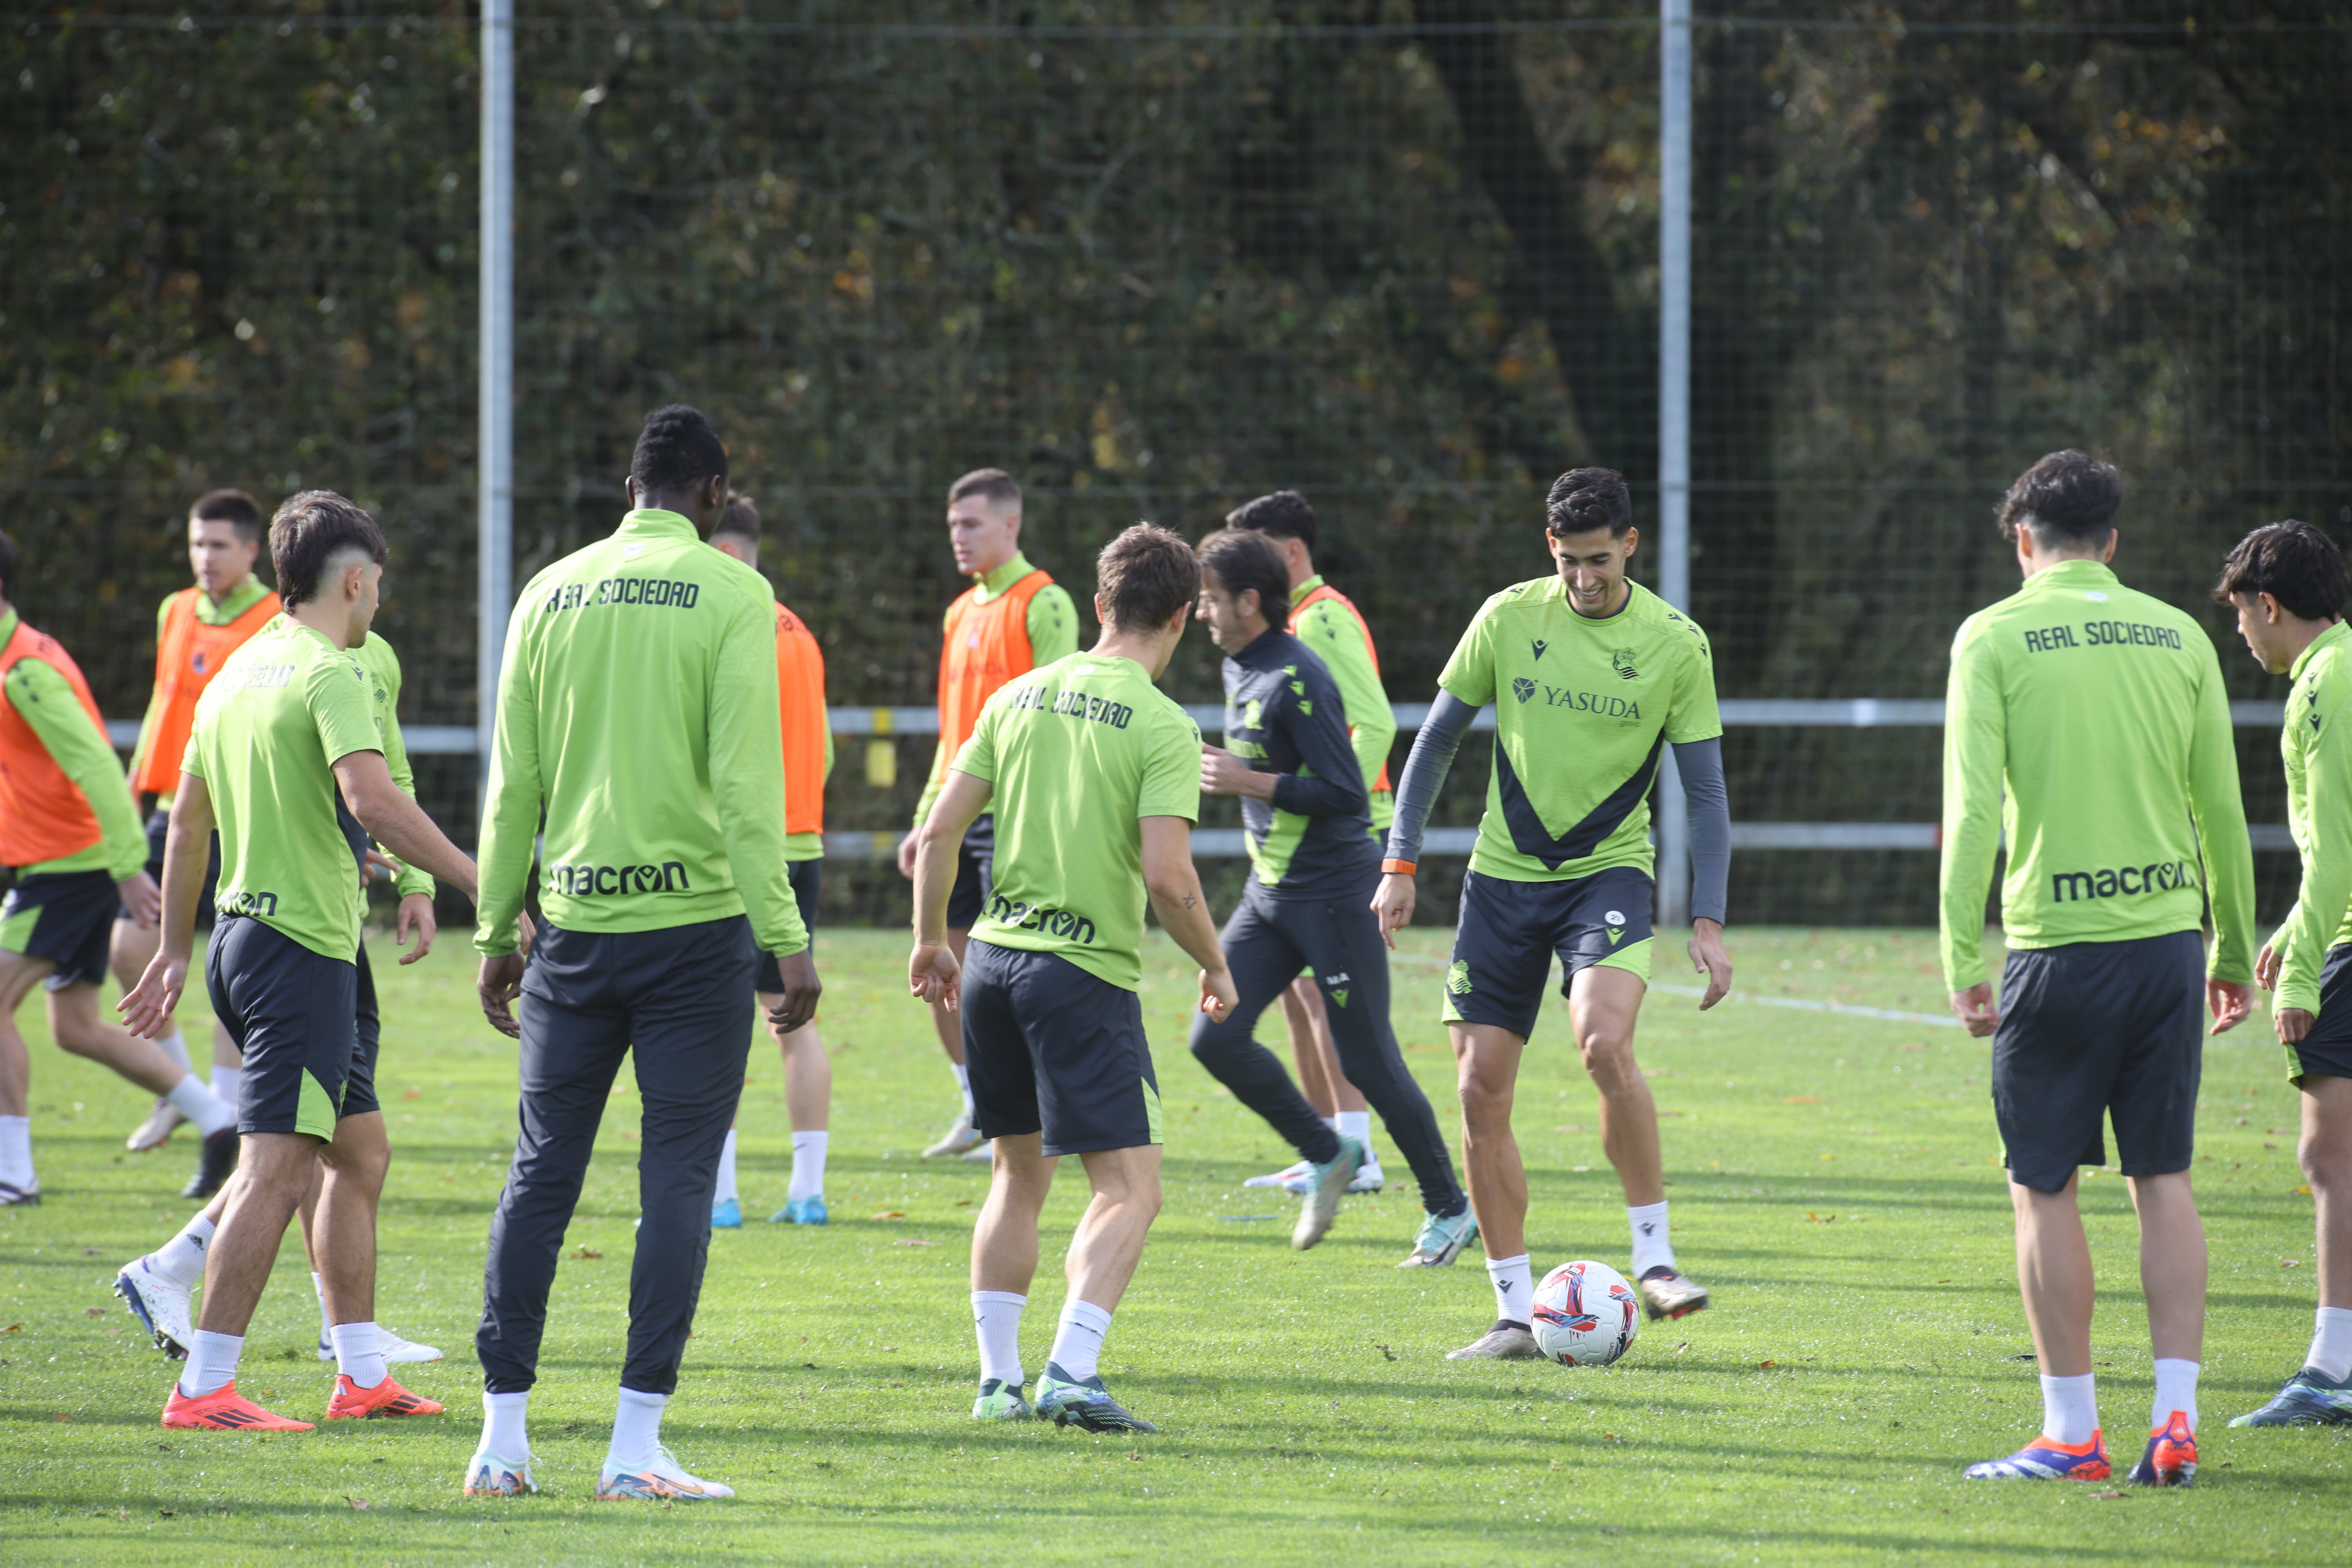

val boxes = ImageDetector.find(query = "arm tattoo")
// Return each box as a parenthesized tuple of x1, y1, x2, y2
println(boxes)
(1182, 893, 1198, 909)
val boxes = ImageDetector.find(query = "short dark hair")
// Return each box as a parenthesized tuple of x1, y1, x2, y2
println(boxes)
(1997, 450, 2120, 547)
(271, 490, 386, 608)
(714, 490, 761, 543)
(1097, 523, 1199, 632)
(190, 488, 265, 543)
(2214, 520, 2348, 623)
(1546, 468, 1633, 537)
(1227, 490, 1317, 552)
(1194, 529, 1291, 623)
(948, 468, 1022, 510)
(0, 528, 16, 602)
(630, 404, 729, 495)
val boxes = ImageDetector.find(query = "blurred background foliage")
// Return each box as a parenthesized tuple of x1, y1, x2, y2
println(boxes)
(1, 2, 2344, 924)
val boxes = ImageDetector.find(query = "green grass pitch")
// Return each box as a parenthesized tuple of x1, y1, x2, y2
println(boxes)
(4, 925, 2348, 1564)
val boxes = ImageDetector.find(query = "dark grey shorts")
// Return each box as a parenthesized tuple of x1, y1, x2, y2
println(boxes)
(752, 858, 822, 994)
(1991, 929, 2203, 1192)
(962, 939, 1161, 1157)
(944, 814, 995, 931)
(2284, 943, 2352, 1087)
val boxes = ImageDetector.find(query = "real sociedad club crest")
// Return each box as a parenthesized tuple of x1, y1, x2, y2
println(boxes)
(1612, 648, 1639, 681)
(191, 649, 210, 675)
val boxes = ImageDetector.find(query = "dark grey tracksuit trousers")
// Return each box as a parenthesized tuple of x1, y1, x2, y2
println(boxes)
(476, 915, 757, 1396)
(1187, 881, 1465, 1215)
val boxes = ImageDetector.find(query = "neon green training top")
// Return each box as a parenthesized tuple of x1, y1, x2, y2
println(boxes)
(950, 650, 1201, 990)
(0, 608, 147, 879)
(183, 614, 381, 962)
(2272, 619, 2352, 1015)
(1938, 558, 2256, 991)
(348, 632, 435, 904)
(1437, 576, 1721, 883)
(1289, 575, 1397, 835)
(912, 552, 1082, 825)
(475, 509, 809, 960)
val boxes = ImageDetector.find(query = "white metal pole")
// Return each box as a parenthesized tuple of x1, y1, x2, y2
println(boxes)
(1656, 0, 1693, 929)
(477, 0, 514, 809)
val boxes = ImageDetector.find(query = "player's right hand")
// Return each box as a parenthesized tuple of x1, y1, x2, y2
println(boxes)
(910, 941, 962, 1011)
(770, 950, 822, 1034)
(477, 953, 527, 1039)
(2256, 942, 2282, 990)
(896, 830, 921, 880)
(116, 870, 162, 929)
(117, 949, 186, 1038)
(2278, 1005, 2314, 1044)
(1198, 965, 1238, 1023)
(1369, 872, 1416, 948)
(1949, 983, 1998, 1038)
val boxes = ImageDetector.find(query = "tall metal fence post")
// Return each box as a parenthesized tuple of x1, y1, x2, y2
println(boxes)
(1655, 0, 1693, 929)
(476, 0, 515, 816)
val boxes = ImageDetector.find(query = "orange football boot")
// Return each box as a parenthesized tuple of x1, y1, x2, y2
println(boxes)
(162, 1382, 315, 1432)
(324, 1374, 446, 1421)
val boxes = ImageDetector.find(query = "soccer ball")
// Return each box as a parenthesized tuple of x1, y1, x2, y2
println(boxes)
(1530, 1260, 1640, 1367)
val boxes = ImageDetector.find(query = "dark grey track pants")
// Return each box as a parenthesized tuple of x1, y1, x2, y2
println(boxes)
(476, 915, 757, 1396)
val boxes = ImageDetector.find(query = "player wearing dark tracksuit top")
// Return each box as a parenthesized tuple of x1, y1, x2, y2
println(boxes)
(1188, 531, 1472, 1265)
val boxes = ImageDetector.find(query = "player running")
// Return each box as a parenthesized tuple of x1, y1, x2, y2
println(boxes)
(0, 530, 240, 1208)
(706, 492, 837, 1230)
(910, 523, 1234, 1434)
(1372, 469, 1733, 1359)
(1940, 451, 2254, 1486)
(1187, 528, 1472, 1260)
(1230, 491, 1397, 1197)
(119, 491, 481, 1434)
(896, 470, 1079, 1161)
(114, 624, 446, 1371)
(469, 406, 819, 1503)
(2212, 520, 2352, 1428)
(113, 489, 282, 1198)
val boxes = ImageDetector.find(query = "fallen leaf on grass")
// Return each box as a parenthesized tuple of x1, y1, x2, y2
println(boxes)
(954, 1200, 972, 1208)
(873, 1211, 906, 1220)
(52, 1412, 70, 1422)
(81, 1248, 99, 1257)
(345, 1497, 371, 1510)
(1757, 1360, 1777, 1370)
(1804, 1212, 1835, 1223)
(569, 1247, 603, 1261)
(401, 1088, 421, 1100)
(1, 1324, 21, 1334)
(1675, 1341, 1691, 1354)
(892, 1238, 937, 1248)
(2281, 1258, 2302, 1268)
(2090, 1490, 2127, 1501)
(1784, 1096, 1823, 1104)
(2296, 1185, 2314, 1196)
(1601, 1432, 1621, 1441)
(83, 1306, 105, 1317)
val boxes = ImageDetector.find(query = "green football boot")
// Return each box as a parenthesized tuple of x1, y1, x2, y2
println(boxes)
(1397, 1205, 1479, 1268)
(1034, 1363, 1160, 1434)
(2229, 1367, 2352, 1427)
(972, 1378, 1034, 1421)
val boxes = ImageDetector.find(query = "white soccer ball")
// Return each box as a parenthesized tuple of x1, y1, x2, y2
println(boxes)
(1530, 1259, 1640, 1367)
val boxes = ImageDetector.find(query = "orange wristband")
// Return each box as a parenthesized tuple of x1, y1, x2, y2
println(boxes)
(1381, 858, 1418, 877)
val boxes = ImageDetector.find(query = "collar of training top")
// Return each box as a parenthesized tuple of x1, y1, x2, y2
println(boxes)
(2292, 617, 2352, 683)
(1232, 624, 1289, 665)
(0, 608, 16, 646)
(2020, 557, 2119, 595)
(616, 508, 698, 541)
(1289, 573, 1326, 606)
(973, 550, 1035, 600)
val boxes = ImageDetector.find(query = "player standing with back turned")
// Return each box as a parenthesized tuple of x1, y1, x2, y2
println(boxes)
(468, 406, 818, 1503)
(898, 470, 1079, 1161)
(1940, 450, 2254, 1486)
(2211, 519, 2352, 1428)
(910, 524, 1234, 1435)
(1373, 469, 1733, 1359)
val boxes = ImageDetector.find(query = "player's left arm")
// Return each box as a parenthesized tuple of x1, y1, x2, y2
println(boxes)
(2185, 642, 2257, 1027)
(1938, 621, 2007, 1032)
(4, 656, 152, 897)
(1026, 582, 1081, 665)
(1307, 600, 1397, 798)
(1662, 628, 1731, 1008)
(2275, 677, 2352, 1038)
(118, 773, 216, 1037)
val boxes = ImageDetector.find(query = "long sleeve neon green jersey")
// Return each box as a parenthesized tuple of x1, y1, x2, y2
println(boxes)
(1938, 559, 2255, 992)
(474, 509, 808, 960)
(2273, 620, 2352, 1015)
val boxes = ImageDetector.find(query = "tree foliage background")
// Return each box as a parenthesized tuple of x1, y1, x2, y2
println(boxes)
(2, 2, 2345, 922)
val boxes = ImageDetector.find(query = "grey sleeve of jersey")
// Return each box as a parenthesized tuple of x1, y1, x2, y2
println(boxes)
(1383, 689, 1482, 865)
(1672, 736, 1730, 925)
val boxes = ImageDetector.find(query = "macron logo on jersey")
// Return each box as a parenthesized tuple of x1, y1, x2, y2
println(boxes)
(2049, 861, 2197, 903)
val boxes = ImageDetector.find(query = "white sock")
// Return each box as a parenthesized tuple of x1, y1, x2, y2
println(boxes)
(953, 1061, 974, 1115)
(1335, 1110, 1370, 1151)
(789, 1131, 829, 1202)
(1486, 1254, 1534, 1328)
(972, 1290, 1027, 1386)
(209, 1064, 241, 1111)
(1048, 1299, 1114, 1383)
(1628, 1200, 1675, 1278)
(607, 1387, 668, 1473)
(310, 1272, 333, 1340)
(165, 1073, 236, 1138)
(481, 1390, 530, 1459)
(2309, 1306, 2352, 1382)
(151, 1213, 216, 1290)
(2151, 1358, 2199, 1431)
(178, 1328, 243, 1399)
(332, 1321, 388, 1390)
(715, 1129, 739, 1205)
(2040, 1372, 2099, 1445)
(0, 1115, 32, 1189)
(154, 1028, 191, 1074)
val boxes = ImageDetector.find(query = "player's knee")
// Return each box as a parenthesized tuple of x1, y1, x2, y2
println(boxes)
(1456, 1071, 1511, 1126)
(1577, 1031, 1637, 1089)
